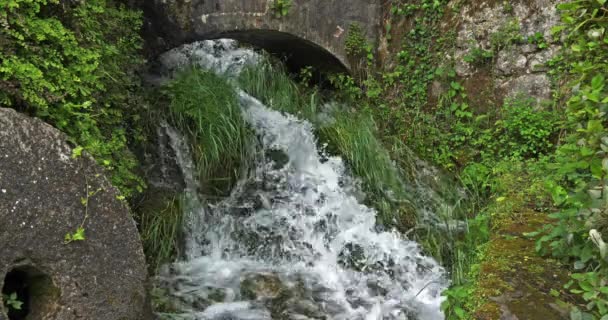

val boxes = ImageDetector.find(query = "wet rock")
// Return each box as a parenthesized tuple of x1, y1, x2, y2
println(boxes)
(0, 108, 150, 320)
(286, 299, 326, 319)
(240, 273, 284, 300)
(266, 149, 289, 170)
(338, 243, 368, 271)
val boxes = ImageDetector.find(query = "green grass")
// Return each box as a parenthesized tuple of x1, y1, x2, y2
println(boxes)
(137, 195, 183, 273)
(238, 60, 321, 121)
(165, 68, 254, 196)
(139, 68, 255, 272)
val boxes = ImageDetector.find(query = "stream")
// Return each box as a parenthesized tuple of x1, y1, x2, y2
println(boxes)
(154, 40, 448, 320)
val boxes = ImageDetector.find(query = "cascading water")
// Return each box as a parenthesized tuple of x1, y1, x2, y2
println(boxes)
(155, 40, 447, 320)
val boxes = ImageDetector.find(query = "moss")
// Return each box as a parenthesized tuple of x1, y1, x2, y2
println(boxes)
(462, 209, 574, 318)
(167, 0, 193, 31)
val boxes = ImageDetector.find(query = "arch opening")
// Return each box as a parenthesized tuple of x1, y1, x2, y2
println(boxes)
(206, 29, 350, 84)
(2, 265, 60, 320)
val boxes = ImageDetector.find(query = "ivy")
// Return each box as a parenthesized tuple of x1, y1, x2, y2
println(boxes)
(0, 0, 146, 197)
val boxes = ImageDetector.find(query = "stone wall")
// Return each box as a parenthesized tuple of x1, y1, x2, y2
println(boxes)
(143, 0, 382, 72)
(444, 0, 565, 106)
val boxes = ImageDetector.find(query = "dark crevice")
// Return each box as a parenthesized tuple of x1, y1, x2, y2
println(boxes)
(2, 265, 60, 320)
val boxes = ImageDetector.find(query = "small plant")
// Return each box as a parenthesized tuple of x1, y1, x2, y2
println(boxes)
(65, 178, 100, 244)
(2, 292, 23, 311)
(299, 66, 313, 85)
(328, 73, 363, 102)
(270, 0, 292, 18)
(345, 24, 373, 63)
(463, 46, 494, 65)
(503, 1, 514, 14)
(527, 31, 548, 49)
(490, 18, 523, 52)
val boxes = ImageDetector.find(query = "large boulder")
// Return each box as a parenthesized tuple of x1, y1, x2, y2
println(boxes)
(0, 108, 151, 319)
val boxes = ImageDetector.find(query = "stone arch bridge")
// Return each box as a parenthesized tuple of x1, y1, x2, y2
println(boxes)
(144, 0, 382, 72)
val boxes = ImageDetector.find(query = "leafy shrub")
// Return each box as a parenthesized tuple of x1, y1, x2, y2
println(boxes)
(526, 1, 608, 318)
(477, 97, 560, 161)
(0, 0, 145, 197)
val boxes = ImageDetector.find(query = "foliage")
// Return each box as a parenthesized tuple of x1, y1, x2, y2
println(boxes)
(64, 226, 86, 244)
(163, 68, 254, 196)
(568, 272, 608, 317)
(2, 292, 23, 311)
(442, 160, 557, 318)
(475, 97, 560, 162)
(345, 23, 373, 65)
(526, 1, 608, 318)
(527, 31, 549, 49)
(0, 0, 146, 198)
(489, 18, 523, 52)
(371, 0, 451, 155)
(463, 46, 494, 65)
(270, 0, 291, 18)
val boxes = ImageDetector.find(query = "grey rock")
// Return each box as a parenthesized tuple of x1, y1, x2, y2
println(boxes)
(496, 49, 528, 76)
(500, 74, 552, 101)
(455, 50, 474, 77)
(453, 0, 565, 78)
(520, 43, 538, 54)
(0, 108, 151, 320)
(527, 46, 559, 72)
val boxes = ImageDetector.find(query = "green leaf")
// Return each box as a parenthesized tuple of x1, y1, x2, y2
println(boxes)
(10, 300, 22, 310)
(570, 307, 583, 320)
(454, 306, 467, 319)
(72, 227, 86, 241)
(591, 75, 605, 90)
(71, 146, 84, 158)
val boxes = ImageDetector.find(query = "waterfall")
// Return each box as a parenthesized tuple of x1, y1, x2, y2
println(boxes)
(155, 39, 447, 320)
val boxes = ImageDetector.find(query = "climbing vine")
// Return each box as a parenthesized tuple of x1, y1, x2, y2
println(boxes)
(0, 0, 146, 198)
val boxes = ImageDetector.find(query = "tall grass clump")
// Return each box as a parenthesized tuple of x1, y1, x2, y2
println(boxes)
(164, 68, 254, 196)
(136, 195, 183, 273)
(238, 60, 321, 121)
(239, 58, 412, 226)
(318, 112, 411, 225)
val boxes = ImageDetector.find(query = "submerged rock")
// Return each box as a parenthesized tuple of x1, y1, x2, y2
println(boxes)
(0, 108, 151, 319)
(240, 273, 284, 300)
